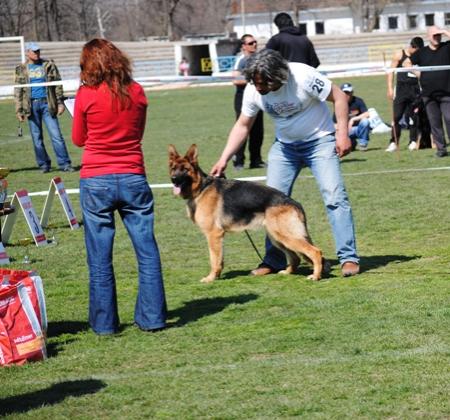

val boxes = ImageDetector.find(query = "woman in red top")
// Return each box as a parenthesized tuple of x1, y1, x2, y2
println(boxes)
(72, 39, 167, 335)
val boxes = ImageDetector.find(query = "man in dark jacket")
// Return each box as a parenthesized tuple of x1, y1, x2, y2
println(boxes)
(266, 12, 320, 68)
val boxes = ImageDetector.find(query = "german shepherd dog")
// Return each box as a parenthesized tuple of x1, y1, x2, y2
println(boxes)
(168, 144, 324, 283)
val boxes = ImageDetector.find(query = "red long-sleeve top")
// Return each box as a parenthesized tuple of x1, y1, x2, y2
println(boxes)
(72, 81, 148, 178)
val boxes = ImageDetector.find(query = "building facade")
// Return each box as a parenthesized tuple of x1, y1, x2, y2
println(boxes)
(228, 1, 450, 38)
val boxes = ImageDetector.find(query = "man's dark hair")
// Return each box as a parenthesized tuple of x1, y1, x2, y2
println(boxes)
(273, 12, 294, 30)
(410, 36, 424, 49)
(240, 33, 253, 45)
(244, 49, 289, 88)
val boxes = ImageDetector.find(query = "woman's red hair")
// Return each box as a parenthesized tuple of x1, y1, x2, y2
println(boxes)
(80, 38, 132, 106)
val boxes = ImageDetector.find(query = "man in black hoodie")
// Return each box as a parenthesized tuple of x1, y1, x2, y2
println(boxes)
(266, 12, 320, 68)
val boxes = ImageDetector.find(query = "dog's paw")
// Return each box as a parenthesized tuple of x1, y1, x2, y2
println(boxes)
(307, 274, 321, 281)
(279, 265, 298, 275)
(200, 276, 216, 283)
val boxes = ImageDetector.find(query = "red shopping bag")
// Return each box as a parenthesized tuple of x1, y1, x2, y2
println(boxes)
(0, 269, 35, 278)
(0, 283, 47, 366)
(0, 269, 47, 333)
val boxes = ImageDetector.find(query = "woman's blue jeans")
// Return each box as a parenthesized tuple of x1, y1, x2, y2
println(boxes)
(263, 135, 359, 270)
(80, 174, 167, 334)
(28, 99, 72, 169)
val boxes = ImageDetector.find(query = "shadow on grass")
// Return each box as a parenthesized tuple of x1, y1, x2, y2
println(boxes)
(170, 293, 258, 326)
(220, 270, 251, 280)
(9, 166, 40, 172)
(325, 254, 419, 274)
(341, 158, 367, 163)
(360, 254, 419, 271)
(10, 165, 82, 173)
(0, 379, 106, 416)
(48, 320, 90, 337)
(223, 267, 331, 279)
(46, 321, 90, 357)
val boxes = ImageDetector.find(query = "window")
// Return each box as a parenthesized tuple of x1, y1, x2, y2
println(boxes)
(388, 16, 398, 30)
(299, 23, 307, 35)
(425, 14, 435, 26)
(445, 12, 450, 26)
(315, 21, 324, 35)
(408, 15, 417, 29)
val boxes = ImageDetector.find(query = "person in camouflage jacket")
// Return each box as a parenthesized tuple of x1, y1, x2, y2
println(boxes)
(14, 42, 74, 173)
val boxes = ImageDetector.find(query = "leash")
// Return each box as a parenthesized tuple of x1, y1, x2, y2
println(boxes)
(244, 230, 264, 262)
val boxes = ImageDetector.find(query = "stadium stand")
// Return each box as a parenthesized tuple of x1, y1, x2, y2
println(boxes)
(0, 31, 427, 87)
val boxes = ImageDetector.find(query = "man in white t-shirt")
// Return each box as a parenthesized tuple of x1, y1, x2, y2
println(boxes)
(211, 49, 360, 277)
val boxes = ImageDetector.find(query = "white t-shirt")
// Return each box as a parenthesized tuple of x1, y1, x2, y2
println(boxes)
(241, 62, 335, 143)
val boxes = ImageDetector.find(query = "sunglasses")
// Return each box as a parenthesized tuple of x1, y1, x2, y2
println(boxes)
(245, 41, 257, 46)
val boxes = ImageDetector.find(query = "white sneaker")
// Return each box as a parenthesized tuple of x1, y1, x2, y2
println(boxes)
(385, 142, 397, 152)
(408, 141, 417, 151)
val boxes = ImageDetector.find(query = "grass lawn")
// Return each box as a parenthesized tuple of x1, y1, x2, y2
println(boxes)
(0, 75, 449, 418)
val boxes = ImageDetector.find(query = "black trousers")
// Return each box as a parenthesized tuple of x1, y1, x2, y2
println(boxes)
(422, 95, 450, 151)
(233, 91, 264, 166)
(390, 83, 420, 144)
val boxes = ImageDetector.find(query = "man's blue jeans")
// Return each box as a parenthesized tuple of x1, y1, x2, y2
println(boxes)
(263, 135, 359, 270)
(80, 174, 167, 334)
(349, 118, 370, 148)
(28, 99, 71, 170)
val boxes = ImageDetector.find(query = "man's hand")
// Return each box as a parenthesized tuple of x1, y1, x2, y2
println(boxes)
(335, 133, 353, 158)
(57, 104, 65, 116)
(210, 158, 228, 177)
(16, 113, 25, 122)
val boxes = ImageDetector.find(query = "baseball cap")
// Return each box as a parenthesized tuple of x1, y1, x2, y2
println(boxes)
(25, 42, 41, 51)
(340, 83, 353, 93)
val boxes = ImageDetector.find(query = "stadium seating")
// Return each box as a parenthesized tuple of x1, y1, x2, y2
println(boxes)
(0, 31, 427, 86)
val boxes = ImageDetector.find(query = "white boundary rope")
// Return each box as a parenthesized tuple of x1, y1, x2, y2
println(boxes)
(0, 65, 450, 98)
(19, 166, 450, 197)
(386, 64, 450, 73)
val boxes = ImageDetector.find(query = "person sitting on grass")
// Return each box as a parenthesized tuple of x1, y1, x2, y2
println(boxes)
(337, 83, 372, 152)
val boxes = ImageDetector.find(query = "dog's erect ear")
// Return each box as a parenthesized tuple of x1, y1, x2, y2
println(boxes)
(185, 144, 198, 165)
(168, 144, 179, 160)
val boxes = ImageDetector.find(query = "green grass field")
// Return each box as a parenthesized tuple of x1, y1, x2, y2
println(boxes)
(0, 75, 449, 418)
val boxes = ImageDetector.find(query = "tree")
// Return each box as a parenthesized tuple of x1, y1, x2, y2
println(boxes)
(165, 0, 182, 40)
(348, 0, 389, 32)
(291, 0, 310, 27)
(0, 0, 235, 41)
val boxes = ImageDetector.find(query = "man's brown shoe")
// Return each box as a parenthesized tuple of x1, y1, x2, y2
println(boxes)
(341, 261, 360, 277)
(250, 264, 274, 276)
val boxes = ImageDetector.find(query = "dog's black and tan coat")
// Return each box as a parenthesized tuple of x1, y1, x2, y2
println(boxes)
(169, 144, 324, 283)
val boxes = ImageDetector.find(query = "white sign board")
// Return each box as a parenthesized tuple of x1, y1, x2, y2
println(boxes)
(40, 177, 80, 229)
(64, 97, 75, 118)
(1, 190, 48, 246)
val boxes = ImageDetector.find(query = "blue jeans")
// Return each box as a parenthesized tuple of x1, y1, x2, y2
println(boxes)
(28, 99, 71, 169)
(349, 118, 370, 147)
(80, 174, 167, 334)
(263, 135, 359, 270)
